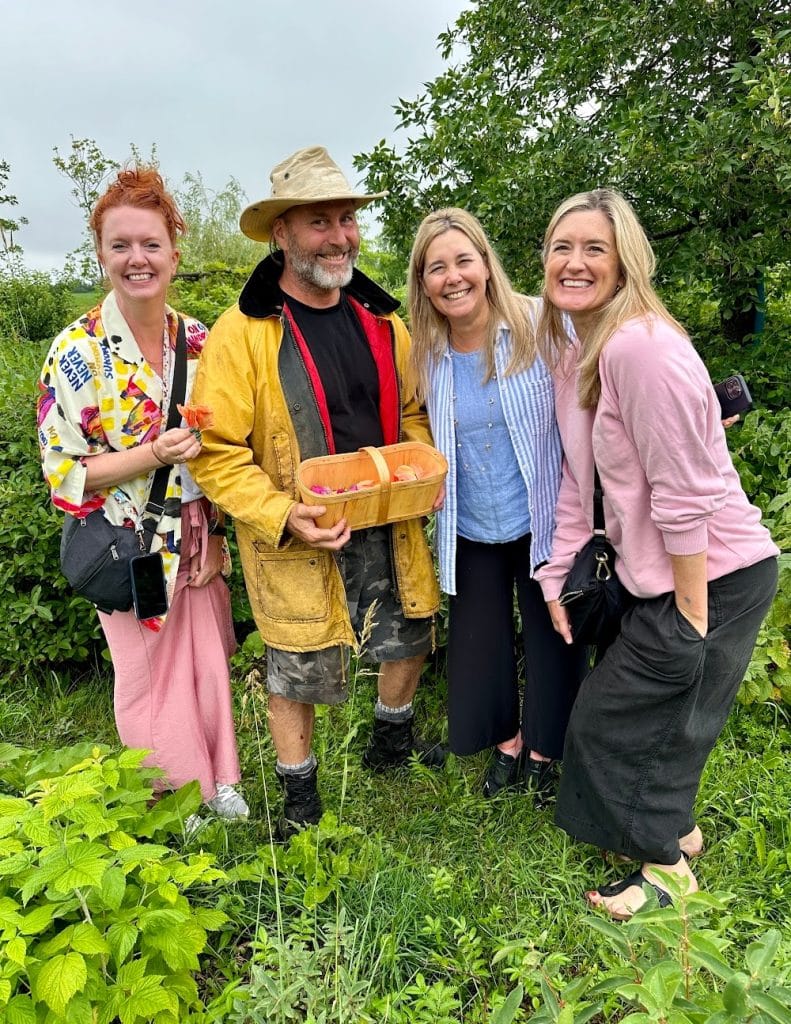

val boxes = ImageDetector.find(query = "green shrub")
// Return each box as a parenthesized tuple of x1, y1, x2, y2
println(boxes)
(170, 267, 251, 329)
(727, 409, 791, 545)
(520, 878, 791, 1023)
(740, 560, 791, 704)
(0, 338, 104, 683)
(702, 325, 789, 415)
(724, 409, 791, 703)
(0, 268, 72, 342)
(0, 742, 229, 1023)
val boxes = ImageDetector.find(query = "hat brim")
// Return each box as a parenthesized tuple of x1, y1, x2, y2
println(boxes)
(240, 191, 387, 242)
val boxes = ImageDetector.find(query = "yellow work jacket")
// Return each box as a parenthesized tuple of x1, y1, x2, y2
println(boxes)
(190, 257, 439, 652)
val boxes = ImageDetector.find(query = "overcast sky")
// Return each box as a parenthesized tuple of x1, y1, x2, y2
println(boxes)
(1, 0, 468, 273)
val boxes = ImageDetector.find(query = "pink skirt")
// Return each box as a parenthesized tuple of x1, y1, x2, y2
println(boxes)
(99, 501, 240, 800)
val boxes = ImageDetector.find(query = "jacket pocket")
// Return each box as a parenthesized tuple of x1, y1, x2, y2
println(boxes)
(252, 544, 330, 623)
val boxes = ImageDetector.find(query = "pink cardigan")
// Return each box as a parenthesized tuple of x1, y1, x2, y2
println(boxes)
(536, 315, 778, 602)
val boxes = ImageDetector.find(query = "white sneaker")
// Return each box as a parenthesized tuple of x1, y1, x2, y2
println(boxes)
(184, 813, 208, 838)
(207, 783, 249, 820)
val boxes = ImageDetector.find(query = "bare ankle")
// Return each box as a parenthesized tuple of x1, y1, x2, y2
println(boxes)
(497, 733, 523, 757)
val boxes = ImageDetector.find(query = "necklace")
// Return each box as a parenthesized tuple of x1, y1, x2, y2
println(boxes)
(451, 347, 498, 472)
(139, 316, 169, 378)
(159, 316, 173, 409)
(449, 333, 484, 353)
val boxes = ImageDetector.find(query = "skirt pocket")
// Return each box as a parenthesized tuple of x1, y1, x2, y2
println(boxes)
(620, 592, 704, 686)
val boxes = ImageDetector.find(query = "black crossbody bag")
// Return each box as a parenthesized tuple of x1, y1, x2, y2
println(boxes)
(59, 317, 187, 614)
(558, 465, 633, 646)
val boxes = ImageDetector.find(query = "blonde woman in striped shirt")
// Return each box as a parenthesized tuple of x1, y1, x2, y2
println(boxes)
(408, 209, 585, 802)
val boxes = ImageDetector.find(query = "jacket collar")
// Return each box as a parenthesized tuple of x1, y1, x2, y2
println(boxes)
(238, 253, 400, 319)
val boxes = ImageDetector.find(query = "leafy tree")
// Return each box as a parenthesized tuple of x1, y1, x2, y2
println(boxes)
(166, 173, 258, 328)
(175, 172, 259, 272)
(52, 136, 120, 228)
(356, 229, 409, 308)
(357, 0, 790, 342)
(129, 141, 159, 168)
(0, 160, 28, 256)
(53, 136, 120, 282)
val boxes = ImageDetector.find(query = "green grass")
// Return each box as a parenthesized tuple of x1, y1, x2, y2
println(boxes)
(65, 286, 104, 320)
(2, 652, 789, 1021)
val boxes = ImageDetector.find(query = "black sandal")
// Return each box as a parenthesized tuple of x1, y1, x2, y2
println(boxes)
(587, 868, 672, 917)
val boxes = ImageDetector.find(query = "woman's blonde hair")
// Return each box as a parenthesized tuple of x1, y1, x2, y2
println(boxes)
(407, 208, 537, 399)
(537, 188, 684, 408)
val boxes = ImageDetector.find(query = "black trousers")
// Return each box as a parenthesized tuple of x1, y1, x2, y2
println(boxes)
(447, 535, 586, 756)
(555, 557, 778, 864)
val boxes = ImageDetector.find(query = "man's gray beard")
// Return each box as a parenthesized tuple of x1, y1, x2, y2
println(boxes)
(287, 246, 356, 292)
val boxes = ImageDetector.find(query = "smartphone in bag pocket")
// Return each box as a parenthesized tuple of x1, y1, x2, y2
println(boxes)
(714, 374, 752, 417)
(130, 552, 169, 619)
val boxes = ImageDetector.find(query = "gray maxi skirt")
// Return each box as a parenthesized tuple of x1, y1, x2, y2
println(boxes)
(555, 556, 778, 864)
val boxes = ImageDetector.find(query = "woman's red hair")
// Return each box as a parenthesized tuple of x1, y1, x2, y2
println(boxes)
(90, 166, 186, 245)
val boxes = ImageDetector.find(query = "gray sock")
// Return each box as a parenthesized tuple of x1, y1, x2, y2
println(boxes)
(374, 699, 413, 723)
(276, 753, 317, 777)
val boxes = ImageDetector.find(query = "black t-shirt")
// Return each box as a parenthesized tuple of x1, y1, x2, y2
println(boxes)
(284, 292, 384, 453)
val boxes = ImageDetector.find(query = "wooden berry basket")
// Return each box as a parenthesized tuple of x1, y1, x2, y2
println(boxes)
(296, 441, 448, 530)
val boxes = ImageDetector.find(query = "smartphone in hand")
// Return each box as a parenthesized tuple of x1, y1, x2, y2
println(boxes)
(130, 552, 169, 619)
(714, 374, 752, 418)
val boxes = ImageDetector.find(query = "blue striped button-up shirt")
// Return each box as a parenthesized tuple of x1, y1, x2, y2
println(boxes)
(426, 325, 562, 594)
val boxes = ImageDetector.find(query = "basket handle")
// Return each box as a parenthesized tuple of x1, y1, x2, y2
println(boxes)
(360, 446, 391, 523)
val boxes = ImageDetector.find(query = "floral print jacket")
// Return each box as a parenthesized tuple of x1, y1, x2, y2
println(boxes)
(37, 290, 209, 612)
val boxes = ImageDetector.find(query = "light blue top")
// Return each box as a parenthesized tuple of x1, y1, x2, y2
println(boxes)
(451, 346, 532, 542)
(426, 324, 562, 595)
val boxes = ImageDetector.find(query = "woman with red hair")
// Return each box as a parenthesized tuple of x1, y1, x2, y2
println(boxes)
(38, 167, 247, 827)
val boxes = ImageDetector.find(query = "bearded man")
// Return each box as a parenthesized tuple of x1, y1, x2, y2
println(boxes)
(190, 147, 443, 837)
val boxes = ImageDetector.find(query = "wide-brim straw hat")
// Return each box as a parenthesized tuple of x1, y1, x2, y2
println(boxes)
(240, 146, 387, 242)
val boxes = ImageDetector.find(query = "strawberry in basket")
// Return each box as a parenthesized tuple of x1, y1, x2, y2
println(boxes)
(310, 478, 377, 496)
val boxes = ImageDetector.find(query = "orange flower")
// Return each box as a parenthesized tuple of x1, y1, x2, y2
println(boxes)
(177, 403, 214, 429)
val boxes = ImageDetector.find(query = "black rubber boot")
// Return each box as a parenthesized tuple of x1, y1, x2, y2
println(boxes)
(275, 763, 322, 840)
(362, 716, 446, 770)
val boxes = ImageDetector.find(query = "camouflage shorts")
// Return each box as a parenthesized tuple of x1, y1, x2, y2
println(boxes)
(267, 526, 432, 705)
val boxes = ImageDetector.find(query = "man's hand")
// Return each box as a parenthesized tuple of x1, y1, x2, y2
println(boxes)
(547, 598, 574, 645)
(431, 481, 446, 512)
(287, 503, 351, 549)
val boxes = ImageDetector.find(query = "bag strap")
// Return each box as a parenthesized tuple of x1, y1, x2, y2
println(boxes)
(141, 316, 188, 532)
(592, 464, 607, 538)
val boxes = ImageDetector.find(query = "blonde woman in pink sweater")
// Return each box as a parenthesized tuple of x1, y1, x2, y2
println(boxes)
(535, 188, 779, 920)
